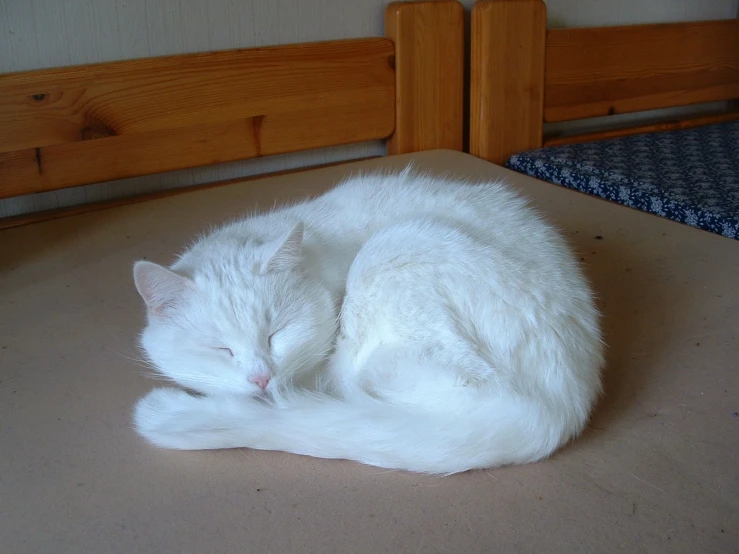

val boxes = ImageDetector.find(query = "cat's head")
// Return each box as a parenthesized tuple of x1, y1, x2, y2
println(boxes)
(133, 222, 337, 396)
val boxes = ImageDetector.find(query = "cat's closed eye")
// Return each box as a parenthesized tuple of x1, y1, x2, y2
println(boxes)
(268, 328, 285, 349)
(214, 346, 234, 357)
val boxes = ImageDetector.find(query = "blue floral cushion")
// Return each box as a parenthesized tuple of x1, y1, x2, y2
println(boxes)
(507, 120, 739, 240)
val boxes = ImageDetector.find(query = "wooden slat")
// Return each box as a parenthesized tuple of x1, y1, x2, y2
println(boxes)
(544, 111, 739, 147)
(0, 157, 380, 231)
(470, 0, 546, 164)
(385, 1, 464, 154)
(0, 39, 395, 198)
(545, 19, 739, 122)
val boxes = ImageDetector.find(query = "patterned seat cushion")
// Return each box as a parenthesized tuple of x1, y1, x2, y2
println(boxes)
(507, 120, 739, 240)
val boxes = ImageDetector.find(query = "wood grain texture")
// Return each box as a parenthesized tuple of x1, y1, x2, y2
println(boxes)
(470, 0, 546, 164)
(544, 111, 739, 147)
(545, 19, 739, 122)
(0, 39, 395, 198)
(385, 1, 464, 155)
(0, 157, 380, 231)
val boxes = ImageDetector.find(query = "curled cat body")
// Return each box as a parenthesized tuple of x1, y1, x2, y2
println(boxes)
(133, 167, 603, 474)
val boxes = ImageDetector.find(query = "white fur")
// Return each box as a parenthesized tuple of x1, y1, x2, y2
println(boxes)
(132, 168, 603, 474)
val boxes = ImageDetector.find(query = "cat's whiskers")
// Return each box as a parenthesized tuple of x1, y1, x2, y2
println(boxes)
(145, 372, 178, 383)
(110, 347, 160, 373)
(289, 340, 334, 374)
(171, 373, 236, 387)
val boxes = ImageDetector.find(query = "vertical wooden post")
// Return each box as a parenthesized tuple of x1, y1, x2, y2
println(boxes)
(730, 3, 739, 113)
(385, 1, 464, 154)
(470, 0, 546, 164)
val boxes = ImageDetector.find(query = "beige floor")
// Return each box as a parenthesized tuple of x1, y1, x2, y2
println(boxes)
(1, 151, 737, 553)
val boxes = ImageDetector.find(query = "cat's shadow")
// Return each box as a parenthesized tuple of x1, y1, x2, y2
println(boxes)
(568, 233, 694, 440)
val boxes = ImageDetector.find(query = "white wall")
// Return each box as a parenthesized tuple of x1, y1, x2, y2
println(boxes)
(1, 0, 737, 218)
(546, 0, 737, 27)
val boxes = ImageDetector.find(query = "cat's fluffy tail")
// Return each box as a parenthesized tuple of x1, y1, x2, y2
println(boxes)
(134, 386, 578, 474)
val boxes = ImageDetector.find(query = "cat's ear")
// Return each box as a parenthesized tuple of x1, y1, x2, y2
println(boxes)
(260, 222, 304, 274)
(133, 261, 192, 312)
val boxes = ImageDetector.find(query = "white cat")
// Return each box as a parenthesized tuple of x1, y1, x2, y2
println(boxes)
(132, 167, 603, 474)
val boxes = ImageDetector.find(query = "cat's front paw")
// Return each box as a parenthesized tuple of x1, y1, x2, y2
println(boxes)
(133, 387, 216, 450)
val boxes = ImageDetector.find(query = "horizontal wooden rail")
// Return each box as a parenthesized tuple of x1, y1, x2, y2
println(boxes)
(544, 111, 739, 147)
(0, 39, 396, 198)
(545, 19, 739, 122)
(0, 157, 380, 231)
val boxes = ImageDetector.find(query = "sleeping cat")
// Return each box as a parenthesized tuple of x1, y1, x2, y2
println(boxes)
(132, 167, 603, 474)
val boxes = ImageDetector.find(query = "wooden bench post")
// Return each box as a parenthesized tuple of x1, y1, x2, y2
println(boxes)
(470, 0, 546, 164)
(386, 1, 465, 154)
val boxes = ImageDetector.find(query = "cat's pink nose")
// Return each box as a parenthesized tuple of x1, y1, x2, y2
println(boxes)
(249, 375, 271, 390)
